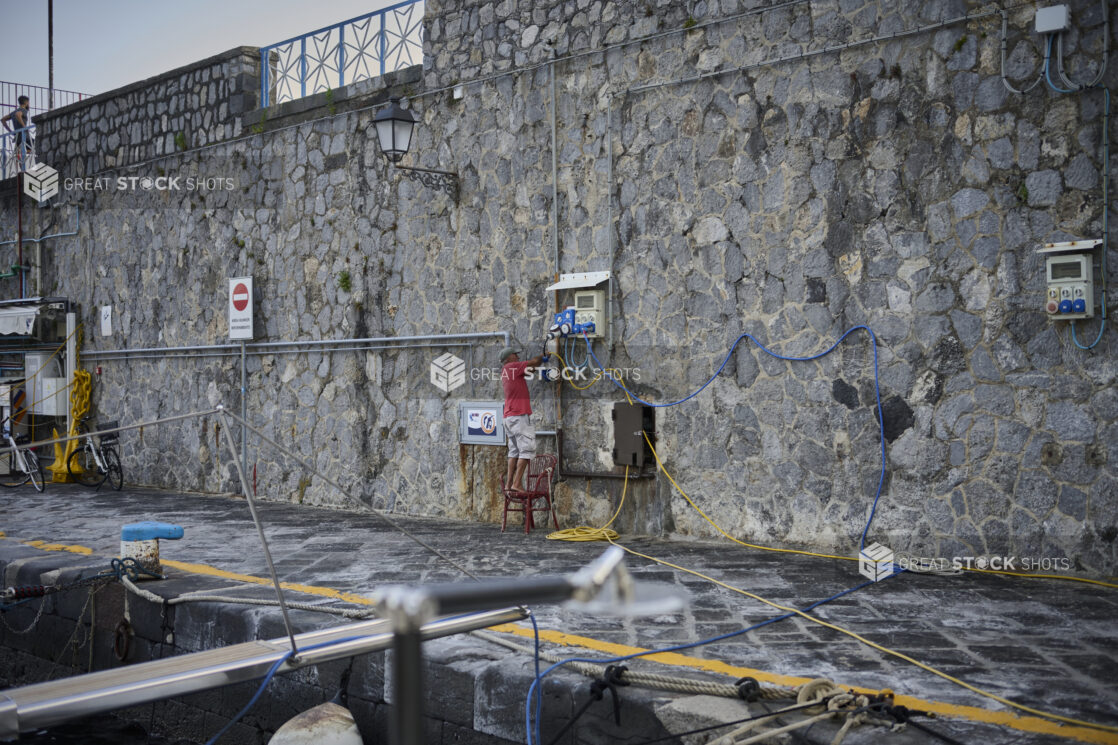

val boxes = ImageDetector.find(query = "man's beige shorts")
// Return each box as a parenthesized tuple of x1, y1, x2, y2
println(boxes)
(504, 415, 535, 460)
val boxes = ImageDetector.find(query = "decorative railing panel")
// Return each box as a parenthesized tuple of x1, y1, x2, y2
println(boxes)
(261, 0, 424, 107)
(0, 126, 36, 181)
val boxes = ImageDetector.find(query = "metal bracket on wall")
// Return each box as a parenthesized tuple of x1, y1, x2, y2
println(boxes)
(394, 165, 459, 202)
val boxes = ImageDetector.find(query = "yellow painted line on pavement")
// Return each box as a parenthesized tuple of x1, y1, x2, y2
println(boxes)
(159, 558, 376, 606)
(7, 536, 1115, 743)
(487, 623, 1118, 745)
(23, 540, 93, 555)
(0, 535, 373, 605)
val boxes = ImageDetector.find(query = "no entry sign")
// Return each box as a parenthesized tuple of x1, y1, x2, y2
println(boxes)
(229, 276, 253, 340)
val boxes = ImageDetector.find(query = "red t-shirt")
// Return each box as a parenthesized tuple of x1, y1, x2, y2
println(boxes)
(502, 360, 532, 417)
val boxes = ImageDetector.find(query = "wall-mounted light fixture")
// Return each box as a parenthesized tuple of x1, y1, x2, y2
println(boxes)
(373, 97, 459, 202)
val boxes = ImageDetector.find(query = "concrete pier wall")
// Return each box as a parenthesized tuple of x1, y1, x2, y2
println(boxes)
(0, 545, 631, 744)
(0, 0, 1115, 571)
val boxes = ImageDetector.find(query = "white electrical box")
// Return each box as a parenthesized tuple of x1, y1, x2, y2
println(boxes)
(24, 353, 63, 416)
(1036, 5, 1070, 33)
(573, 290, 605, 339)
(1039, 240, 1100, 321)
(39, 378, 68, 416)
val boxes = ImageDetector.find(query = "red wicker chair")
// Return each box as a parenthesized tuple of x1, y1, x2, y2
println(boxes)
(502, 454, 558, 534)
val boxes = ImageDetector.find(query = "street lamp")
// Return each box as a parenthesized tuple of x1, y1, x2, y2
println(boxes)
(373, 97, 459, 201)
(373, 97, 414, 163)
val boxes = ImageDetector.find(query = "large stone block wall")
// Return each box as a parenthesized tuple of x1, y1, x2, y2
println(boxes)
(33, 47, 260, 175)
(1, 0, 1115, 572)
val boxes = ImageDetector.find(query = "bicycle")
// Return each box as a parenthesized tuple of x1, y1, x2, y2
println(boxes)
(68, 419, 123, 490)
(0, 427, 44, 492)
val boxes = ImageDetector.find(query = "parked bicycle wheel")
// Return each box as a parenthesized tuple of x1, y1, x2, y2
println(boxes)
(0, 452, 30, 488)
(104, 448, 123, 491)
(68, 446, 105, 487)
(24, 449, 43, 492)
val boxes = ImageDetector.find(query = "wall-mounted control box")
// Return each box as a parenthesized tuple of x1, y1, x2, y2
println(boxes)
(573, 290, 604, 339)
(1039, 240, 1101, 321)
(545, 272, 611, 342)
(1036, 5, 1070, 33)
(613, 402, 654, 468)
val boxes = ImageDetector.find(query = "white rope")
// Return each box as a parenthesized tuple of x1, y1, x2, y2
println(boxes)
(120, 576, 377, 619)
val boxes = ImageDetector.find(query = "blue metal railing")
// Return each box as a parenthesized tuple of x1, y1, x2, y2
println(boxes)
(0, 126, 37, 181)
(260, 0, 425, 108)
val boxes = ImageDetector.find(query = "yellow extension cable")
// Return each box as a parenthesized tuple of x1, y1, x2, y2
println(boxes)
(546, 351, 633, 542)
(609, 540, 1118, 736)
(543, 344, 1118, 735)
(554, 348, 1118, 589)
(545, 464, 626, 542)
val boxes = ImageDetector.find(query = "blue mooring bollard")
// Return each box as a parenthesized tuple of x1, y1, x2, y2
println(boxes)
(120, 521, 184, 579)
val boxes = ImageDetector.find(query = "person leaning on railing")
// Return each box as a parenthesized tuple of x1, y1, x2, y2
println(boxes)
(1, 95, 32, 161)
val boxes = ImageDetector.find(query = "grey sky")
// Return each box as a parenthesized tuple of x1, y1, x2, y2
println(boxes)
(3, 0, 396, 99)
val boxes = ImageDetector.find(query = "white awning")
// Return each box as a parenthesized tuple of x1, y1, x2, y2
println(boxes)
(545, 271, 611, 292)
(0, 306, 42, 336)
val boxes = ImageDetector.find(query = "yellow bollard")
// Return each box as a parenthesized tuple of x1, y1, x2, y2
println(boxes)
(49, 426, 80, 483)
(51, 369, 92, 483)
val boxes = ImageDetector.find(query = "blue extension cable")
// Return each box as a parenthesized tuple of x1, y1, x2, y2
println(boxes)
(203, 610, 525, 744)
(202, 635, 372, 745)
(524, 574, 895, 745)
(579, 326, 888, 551)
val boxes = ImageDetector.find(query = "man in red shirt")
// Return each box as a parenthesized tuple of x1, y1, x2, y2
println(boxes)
(500, 346, 546, 492)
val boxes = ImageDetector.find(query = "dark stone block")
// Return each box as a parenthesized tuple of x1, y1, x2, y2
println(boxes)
(805, 277, 827, 303)
(879, 395, 915, 442)
(831, 378, 859, 410)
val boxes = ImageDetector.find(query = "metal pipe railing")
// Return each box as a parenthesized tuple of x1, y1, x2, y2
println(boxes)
(83, 331, 510, 360)
(0, 608, 525, 738)
(1, 81, 87, 113)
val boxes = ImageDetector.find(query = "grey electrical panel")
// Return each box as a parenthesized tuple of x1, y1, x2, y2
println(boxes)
(612, 402, 654, 468)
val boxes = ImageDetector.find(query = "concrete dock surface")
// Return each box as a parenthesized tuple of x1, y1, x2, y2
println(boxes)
(1, 484, 1116, 745)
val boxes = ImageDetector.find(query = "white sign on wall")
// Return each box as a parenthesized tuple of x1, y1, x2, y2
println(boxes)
(100, 306, 112, 336)
(229, 277, 253, 340)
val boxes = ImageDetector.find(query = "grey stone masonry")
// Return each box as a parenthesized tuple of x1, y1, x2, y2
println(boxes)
(32, 47, 260, 175)
(0, 0, 1116, 573)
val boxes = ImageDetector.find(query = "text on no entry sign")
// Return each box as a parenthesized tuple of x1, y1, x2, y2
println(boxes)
(232, 283, 249, 311)
(228, 276, 253, 340)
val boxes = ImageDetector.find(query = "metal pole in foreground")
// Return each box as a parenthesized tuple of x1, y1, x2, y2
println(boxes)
(391, 628, 424, 745)
(48, 0, 55, 110)
(217, 406, 300, 657)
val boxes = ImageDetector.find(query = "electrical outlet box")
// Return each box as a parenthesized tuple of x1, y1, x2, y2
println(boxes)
(1044, 254, 1093, 319)
(1036, 5, 1070, 33)
(1039, 240, 1101, 321)
(612, 402, 654, 468)
(573, 290, 604, 339)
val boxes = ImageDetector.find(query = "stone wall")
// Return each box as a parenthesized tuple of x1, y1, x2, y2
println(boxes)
(34, 47, 260, 175)
(1, 0, 1115, 572)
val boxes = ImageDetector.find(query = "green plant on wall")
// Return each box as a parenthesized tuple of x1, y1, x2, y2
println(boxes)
(337, 270, 352, 293)
(174, 131, 188, 151)
(325, 87, 336, 115)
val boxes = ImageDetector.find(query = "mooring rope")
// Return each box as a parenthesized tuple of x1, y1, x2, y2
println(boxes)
(471, 629, 800, 700)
